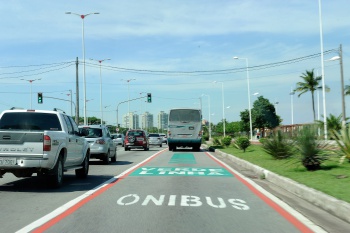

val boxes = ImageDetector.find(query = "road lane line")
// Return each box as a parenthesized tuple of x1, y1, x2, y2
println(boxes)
(16, 149, 168, 233)
(205, 151, 327, 233)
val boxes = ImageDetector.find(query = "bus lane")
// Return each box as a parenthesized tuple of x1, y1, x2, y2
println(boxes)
(25, 149, 325, 233)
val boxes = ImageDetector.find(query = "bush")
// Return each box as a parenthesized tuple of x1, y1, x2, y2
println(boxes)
(234, 136, 250, 152)
(213, 137, 222, 146)
(295, 126, 329, 171)
(331, 126, 350, 163)
(202, 134, 209, 141)
(261, 130, 295, 159)
(259, 138, 267, 144)
(222, 136, 232, 147)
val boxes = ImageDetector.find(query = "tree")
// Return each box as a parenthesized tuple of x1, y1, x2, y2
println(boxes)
(294, 69, 322, 121)
(316, 113, 348, 136)
(226, 121, 243, 136)
(345, 85, 350, 96)
(239, 109, 250, 134)
(251, 96, 280, 136)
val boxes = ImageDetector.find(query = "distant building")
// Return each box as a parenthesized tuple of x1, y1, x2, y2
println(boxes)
(158, 111, 168, 130)
(141, 112, 153, 130)
(123, 112, 139, 129)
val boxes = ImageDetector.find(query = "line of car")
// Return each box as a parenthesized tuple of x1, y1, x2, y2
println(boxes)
(79, 127, 168, 163)
(111, 130, 167, 151)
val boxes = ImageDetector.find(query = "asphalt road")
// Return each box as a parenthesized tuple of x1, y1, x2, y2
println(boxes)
(0, 145, 345, 232)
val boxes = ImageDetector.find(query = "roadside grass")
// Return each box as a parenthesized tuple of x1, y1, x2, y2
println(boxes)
(212, 144, 350, 203)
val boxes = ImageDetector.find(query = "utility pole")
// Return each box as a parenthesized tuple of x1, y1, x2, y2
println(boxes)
(339, 44, 346, 126)
(75, 57, 79, 124)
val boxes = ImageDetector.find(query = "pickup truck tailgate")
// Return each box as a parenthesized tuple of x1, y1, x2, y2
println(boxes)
(0, 131, 44, 157)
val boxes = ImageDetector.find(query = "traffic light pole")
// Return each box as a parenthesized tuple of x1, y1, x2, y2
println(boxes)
(44, 96, 76, 115)
(116, 95, 147, 128)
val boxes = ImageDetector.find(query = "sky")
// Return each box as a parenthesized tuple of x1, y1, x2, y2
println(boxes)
(0, 0, 349, 127)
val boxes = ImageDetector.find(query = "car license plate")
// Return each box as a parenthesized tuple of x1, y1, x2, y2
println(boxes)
(0, 157, 17, 166)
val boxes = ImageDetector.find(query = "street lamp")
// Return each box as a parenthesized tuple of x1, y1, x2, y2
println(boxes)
(85, 98, 94, 124)
(274, 101, 279, 115)
(234, 56, 253, 141)
(66, 11, 99, 125)
(21, 78, 41, 109)
(213, 81, 225, 137)
(90, 58, 111, 124)
(202, 94, 211, 140)
(326, 45, 345, 126)
(61, 90, 73, 115)
(317, 0, 327, 139)
(122, 79, 136, 129)
(290, 88, 295, 135)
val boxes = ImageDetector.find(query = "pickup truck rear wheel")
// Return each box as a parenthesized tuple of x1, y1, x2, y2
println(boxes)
(49, 155, 64, 188)
(75, 151, 89, 178)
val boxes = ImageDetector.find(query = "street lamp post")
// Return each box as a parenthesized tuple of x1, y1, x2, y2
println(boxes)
(90, 58, 111, 124)
(122, 79, 136, 129)
(202, 94, 211, 140)
(61, 90, 73, 115)
(317, 0, 327, 140)
(274, 101, 279, 115)
(290, 88, 295, 135)
(327, 44, 346, 126)
(234, 56, 253, 140)
(21, 78, 41, 109)
(66, 11, 99, 125)
(213, 81, 225, 137)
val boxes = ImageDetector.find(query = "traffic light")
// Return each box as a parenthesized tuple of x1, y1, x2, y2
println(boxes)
(147, 93, 152, 103)
(38, 92, 43, 104)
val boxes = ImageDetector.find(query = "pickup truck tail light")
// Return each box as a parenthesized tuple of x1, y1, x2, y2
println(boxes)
(43, 135, 51, 151)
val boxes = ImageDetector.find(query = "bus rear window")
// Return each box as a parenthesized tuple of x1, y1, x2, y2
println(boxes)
(169, 109, 201, 122)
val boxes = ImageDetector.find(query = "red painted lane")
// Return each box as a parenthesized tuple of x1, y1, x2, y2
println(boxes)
(206, 151, 313, 233)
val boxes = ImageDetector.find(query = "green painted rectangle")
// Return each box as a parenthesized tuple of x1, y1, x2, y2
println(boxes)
(169, 153, 196, 164)
(130, 167, 233, 177)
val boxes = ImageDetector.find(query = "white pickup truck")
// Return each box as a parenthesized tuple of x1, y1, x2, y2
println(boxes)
(0, 108, 90, 188)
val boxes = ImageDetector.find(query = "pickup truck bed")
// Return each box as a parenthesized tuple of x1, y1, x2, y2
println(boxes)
(0, 109, 90, 188)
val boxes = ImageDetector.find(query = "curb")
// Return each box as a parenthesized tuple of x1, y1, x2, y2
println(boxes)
(203, 145, 350, 224)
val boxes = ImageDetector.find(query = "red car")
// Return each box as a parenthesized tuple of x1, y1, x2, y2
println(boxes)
(124, 129, 149, 151)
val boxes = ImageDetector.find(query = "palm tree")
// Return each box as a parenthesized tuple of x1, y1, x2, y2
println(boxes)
(316, 113, 343, 133)
(294, 69, 322, 121)
(344, 85, 350, 96)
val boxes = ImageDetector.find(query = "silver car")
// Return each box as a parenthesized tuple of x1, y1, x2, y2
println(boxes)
(112, 133, 125, 147)
(148, 133, 163, 147)
(79, 125, 117, 164)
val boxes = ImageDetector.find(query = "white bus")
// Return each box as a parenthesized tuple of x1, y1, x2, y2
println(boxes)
(167, 108, 202, 151)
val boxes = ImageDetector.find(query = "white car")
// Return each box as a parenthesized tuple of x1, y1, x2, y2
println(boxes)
(159, 133, 167, 144)
(148, 133, 162, 147)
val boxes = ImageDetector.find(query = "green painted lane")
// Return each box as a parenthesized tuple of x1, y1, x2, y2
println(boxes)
(169, 153, 196, 164)
(130, 167, 233, 177)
